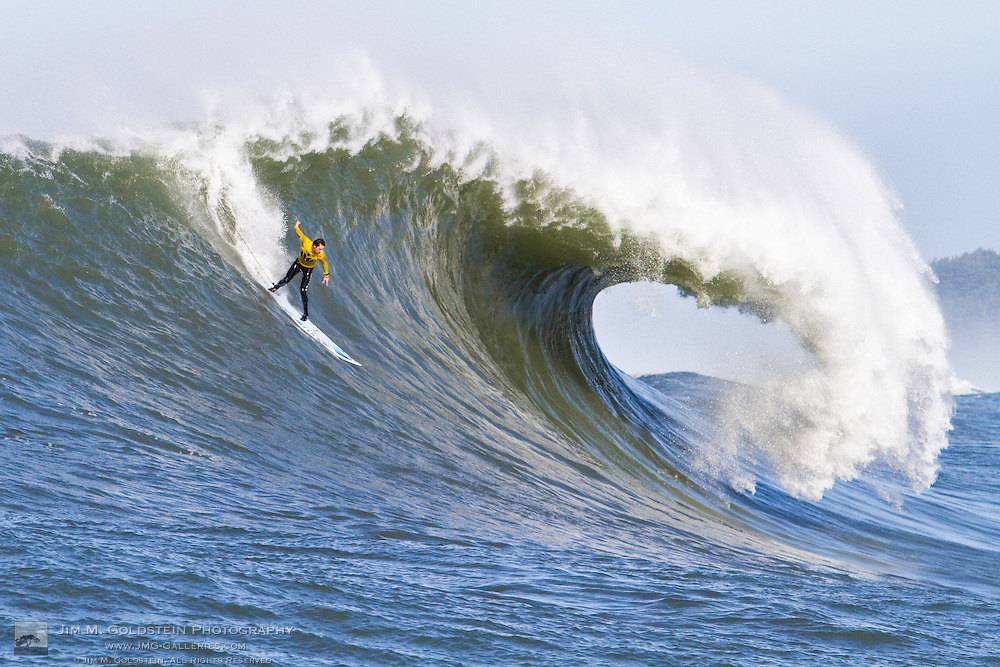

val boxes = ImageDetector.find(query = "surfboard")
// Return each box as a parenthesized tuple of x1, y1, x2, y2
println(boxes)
(270, 292, 361, 366)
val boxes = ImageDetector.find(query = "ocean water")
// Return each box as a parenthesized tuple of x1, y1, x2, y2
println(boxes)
(2, 98, 998, 666)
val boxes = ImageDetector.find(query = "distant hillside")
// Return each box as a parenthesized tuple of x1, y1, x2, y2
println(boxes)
(930, 248, 1000, 391)
(931, 248, 1000, 329)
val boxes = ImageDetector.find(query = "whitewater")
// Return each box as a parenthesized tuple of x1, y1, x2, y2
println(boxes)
(3, 66, 998, 666)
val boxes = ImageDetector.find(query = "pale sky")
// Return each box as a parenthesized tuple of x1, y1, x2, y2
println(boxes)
(3, 1, 996, 378)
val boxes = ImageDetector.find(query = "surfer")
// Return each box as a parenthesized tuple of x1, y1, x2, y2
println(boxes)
(268, 220, 329, 321)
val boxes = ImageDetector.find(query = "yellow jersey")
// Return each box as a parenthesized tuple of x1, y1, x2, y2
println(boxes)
(295, 226, 329, 276)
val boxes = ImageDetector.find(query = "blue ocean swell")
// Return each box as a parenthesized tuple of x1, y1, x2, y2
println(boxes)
(1, 138, 999, 665)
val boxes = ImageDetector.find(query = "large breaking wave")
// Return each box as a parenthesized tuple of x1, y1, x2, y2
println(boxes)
(1, 65, 952, 534)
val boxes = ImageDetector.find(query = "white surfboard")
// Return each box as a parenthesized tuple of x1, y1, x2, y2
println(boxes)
(270, 292, 361, 366)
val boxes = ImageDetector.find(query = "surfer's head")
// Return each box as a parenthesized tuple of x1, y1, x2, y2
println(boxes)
(312, 239, 326, 252)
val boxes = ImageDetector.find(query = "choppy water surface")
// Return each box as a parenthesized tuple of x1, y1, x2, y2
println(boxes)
(2, 108, 996, 665)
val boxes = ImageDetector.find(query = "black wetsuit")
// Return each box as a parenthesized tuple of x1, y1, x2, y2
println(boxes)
(273, 260, 315, 318)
